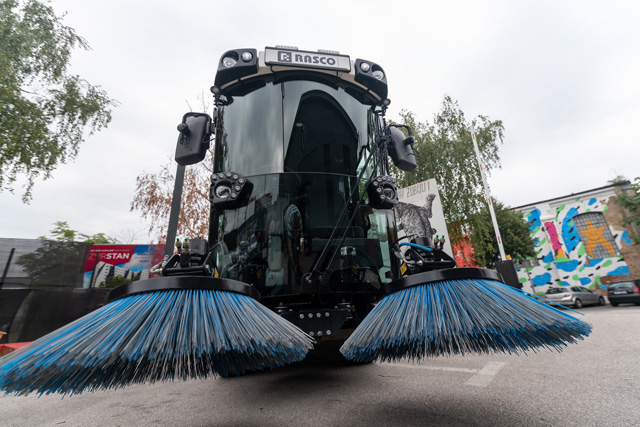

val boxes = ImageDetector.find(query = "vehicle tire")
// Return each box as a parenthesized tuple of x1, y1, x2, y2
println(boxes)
(598, 296, 605, 306)
(611, 301, 619, 307)
(574, 299, 583, 309)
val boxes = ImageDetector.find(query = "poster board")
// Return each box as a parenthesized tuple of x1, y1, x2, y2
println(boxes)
(395, 178, 453, 256)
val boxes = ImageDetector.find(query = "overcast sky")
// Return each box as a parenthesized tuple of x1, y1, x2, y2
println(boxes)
(1, 0, 639, 241)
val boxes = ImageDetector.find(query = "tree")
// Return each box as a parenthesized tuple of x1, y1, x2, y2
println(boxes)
(16, 238, 86, 286)
(38, 220, 118, 243)
(130, 152, 213, 242)
(0, 0, 118, 201)
(131, 93, 213, 242)
(467, 199, 536, 267)
(40, 220, 77, 242)
(103, 275, 132, 288)
(613, 177, 640, 244)
(18, 221, 117, 287)
(393, 94, 504, 246)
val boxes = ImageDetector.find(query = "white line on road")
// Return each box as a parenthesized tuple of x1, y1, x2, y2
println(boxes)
(377, 360, 506, 387)
(377, 362, 478, 374)
(464, 361, 506, 387)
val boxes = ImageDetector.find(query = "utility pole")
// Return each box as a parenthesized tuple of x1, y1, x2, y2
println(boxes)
(470, 125, 507, 261)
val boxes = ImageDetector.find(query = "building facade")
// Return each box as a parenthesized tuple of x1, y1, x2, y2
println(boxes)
(514, 183, 640, 295)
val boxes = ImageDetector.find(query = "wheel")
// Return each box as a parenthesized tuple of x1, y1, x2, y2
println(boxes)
(598, 296, 605, 306)
(574, 299, 583, 309)
(611, 301, 619, 307)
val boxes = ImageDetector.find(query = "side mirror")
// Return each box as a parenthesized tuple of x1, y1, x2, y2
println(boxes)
(387, 125, 417, 171)
(175, 112, 212, 166)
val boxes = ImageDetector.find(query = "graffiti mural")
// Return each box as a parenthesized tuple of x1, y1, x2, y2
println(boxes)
(543, 221, 566, 259)
(516, 187, 632, 294)
(574, 213, 618, 259)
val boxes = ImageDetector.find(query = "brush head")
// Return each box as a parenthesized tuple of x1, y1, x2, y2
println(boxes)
(0, 278, 313, 396)
(340, 268, 592, 363)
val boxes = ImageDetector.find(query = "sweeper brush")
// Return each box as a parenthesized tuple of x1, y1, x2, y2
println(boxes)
(340, 268, 592, 363)
(0, 278, 313, 396)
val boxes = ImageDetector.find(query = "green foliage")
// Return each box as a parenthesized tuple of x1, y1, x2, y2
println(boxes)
(0, 0, 118, 201)
(391, 95, 531, 265)
(468, 199, 536, 267)
(38, 220, 76, 241)
(102, 275, 133, 288)
(608, 175, 628, 185)
(393, 94, 504, 245)
(18, 221, 118, 286)
(615, 177, 640, 244)
(38, 221, 118, 243)
(82, 233, 118, 244)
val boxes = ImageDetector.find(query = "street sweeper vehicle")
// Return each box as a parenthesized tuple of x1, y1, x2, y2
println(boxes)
(0, 46, 593, 396)
(165, 45, 462, 350)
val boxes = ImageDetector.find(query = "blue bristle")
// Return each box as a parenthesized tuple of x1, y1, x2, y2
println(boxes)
(0, 289, 314, 396)
(340, 278, 592, 363)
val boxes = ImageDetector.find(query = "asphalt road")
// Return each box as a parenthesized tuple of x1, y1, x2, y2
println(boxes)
(1, 305, 639, 426)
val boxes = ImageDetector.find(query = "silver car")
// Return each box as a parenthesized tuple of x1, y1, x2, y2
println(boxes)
(544, 286, 605, 309)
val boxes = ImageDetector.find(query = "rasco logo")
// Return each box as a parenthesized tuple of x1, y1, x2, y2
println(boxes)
(278, 51, 293, 63)
(283, 51, 337, 66)
(266, 47, 351, 72)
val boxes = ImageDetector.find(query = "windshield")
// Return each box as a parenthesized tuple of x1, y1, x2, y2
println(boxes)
(546, 288, 568, 294)
(209, 81, 395, 298)
(214, 81, 373, 177)
(608, 282, 633, 290)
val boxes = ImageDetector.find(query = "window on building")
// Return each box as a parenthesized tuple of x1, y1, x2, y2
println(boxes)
(572, 212, 619, 259)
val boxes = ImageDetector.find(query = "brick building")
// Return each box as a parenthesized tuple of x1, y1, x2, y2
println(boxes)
(513, 182, 640, 294)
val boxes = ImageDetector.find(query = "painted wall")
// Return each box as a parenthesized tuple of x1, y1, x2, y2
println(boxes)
(515, 186, 634, 294)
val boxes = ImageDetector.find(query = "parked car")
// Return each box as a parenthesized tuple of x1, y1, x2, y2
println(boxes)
(544, 286, 605, 309)
(607, 280, 640, 306)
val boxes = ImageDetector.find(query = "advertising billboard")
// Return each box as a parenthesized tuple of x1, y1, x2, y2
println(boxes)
(83, 244, 165, 288)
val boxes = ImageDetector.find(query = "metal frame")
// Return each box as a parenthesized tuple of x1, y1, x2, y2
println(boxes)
(106, 276, 261, 304)
(384, 268, 504, 295)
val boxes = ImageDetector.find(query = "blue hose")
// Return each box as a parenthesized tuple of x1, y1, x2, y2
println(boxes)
(399, 242, 433, 252)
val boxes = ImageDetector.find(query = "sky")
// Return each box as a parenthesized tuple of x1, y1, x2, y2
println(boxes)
(1, 0, 639, 241)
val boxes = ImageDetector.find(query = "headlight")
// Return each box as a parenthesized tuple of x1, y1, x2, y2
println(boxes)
(215, 185, 232, 199)
(210, 172, 253, 210)
(222, 56, 238, 68)
(354, 58, 388, 102)
(215, 49, 259, 87)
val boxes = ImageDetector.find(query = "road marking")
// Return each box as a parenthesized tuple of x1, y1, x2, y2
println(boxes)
(377, 361, 506, 387)
(377, 362, 478, 374)
(465, 361, 506, 387)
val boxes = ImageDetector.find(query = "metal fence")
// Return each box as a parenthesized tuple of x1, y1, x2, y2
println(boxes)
(0, 238, 108, 343)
